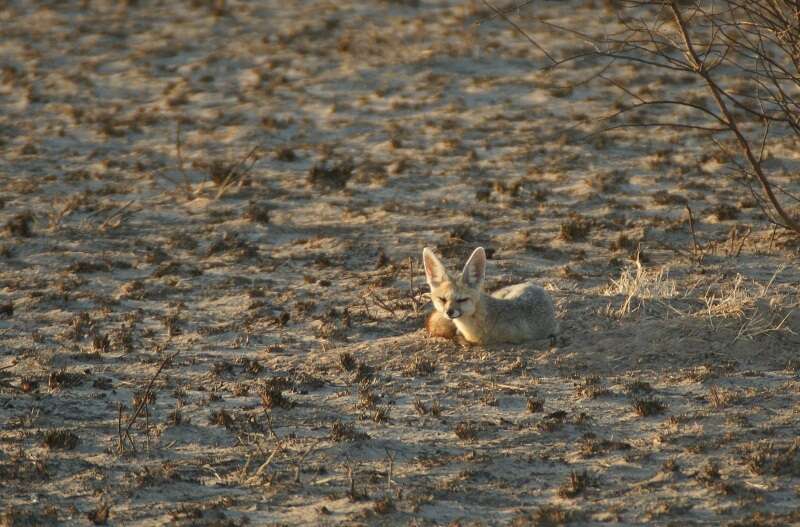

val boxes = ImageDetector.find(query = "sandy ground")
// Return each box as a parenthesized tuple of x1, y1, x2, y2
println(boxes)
(2, 0, 800, 525)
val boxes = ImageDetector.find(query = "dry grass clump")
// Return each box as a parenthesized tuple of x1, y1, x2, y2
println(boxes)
(512, 505, 575, 526)
(727, 510, 800, 527)
(651, 190, 687, 206)
(244, 201, 270, 224)
(603, 258, 677, 317)
(132, 389, 156, 408)
(231, 382, 250, 397)
(42, 429, 79, 450)
(330, 421, 369, 442)
(209, 409, 234, 429)
(578, 434, 632, 458)
(707, 385, 743, 409)
(527, 397, 545, 413)
(575, 375, 611, 400)
(372, 495, 394, 515)
(403, 355, 435, 377)
(414, 398, 442, 417)
(258, 382, 291, 409)
(5, 211, 33, 237)
(308, 158, 354, 190)
(699, 267, 796, 341)
(585, 170, 627, 193)
(559, 213, 591, 242)
(48, 370, 85, 390)
(339, 352, 357, 372)
(623, 380, 653, 396)
(87, 503, 110, 525)
(632, 398, 666, 417)
(454, 421, 478, 441)
(741, 440, 800, 477)
(557, 469, 597, 498)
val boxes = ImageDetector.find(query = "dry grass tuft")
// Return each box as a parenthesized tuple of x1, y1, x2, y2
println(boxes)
(372, 495, 394, 515)
(699, 267, 796, 341)
(707, 385, 742, 409)
(42, 429, 79, 450)
(527, 397, 545, 413)
(308, 158, 354, 190)
(5, 212, 34, 237)
(258, 382, 291, 409)
(339, 352, 357, 372)
(742, 440, 800, 477)
(603, 258, 677, 318)
(632, 398, 666, 417)
(415, 398, 442, 417)
(623, 380, 653, 396)
(454, 421, 478, 441)
(404, 355, 435, 377)
(209, 409, 234, 429)
(557, 469, 597, 498)
(512, 504, 575, 526)
(559, 213, 591, 242)
(575, 375, 611, 399)
(330, 421, 369, 442)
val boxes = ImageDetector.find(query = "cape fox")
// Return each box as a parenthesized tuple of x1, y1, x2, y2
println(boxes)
(423, 247, 558, 344)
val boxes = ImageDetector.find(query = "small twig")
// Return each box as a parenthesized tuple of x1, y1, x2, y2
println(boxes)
(385, 449, 396, 491)
(203, 464, 223, 482)
(175, 121, 192, 196)
(99, 199, 136, 231)
(144, 401, 151, 456)
(293, 442, 318, 484)
(117, 403, 124, 453)
(734, 226, 751, 257)
(122, 351, 180, 445)
(239, 453, 253, 480)
(492, 382, 532, 393)
(347, 464, 358, 501)
(248, 444, 282, 484)
(480, 0, 556, 65)
(685, 204, 703, 264)
(215, 145, 261, 200)
(124, 429, 136, 455)
(366, 289, 400, 319)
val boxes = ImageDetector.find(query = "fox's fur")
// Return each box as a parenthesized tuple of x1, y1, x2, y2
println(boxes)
(422, 247, 558, 344)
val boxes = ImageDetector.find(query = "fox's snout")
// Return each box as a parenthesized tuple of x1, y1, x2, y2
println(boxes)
(445, 307, 461, 319)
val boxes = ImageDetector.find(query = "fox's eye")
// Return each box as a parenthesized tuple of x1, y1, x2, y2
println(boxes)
(438, 297, 447, 304)
(456, 298, 469, 303)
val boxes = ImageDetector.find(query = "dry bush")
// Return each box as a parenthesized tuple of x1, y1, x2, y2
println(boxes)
(499, 0, 800, 234)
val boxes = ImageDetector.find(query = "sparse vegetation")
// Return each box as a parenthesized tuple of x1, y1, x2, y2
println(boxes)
(42, 429, 79, 450)
(632, 398, 667, 417)
(557, 469, 597, 498)
(2, 0, 799, 524)
(454, 421, 478, 441)
(559, 214, 591, 242)
(527, 397, 545, 413)
(330, 421, 369, 442)
(575, 375, 611, 400)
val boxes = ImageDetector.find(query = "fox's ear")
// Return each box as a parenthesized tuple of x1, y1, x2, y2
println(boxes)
(422, 247, 448, 288)
(461, 247, 486, 288)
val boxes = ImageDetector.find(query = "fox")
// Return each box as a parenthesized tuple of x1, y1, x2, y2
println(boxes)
(422, 246, 558, 344)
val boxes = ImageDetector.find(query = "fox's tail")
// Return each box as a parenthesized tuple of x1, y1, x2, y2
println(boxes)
(425, 311, 458, 339)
